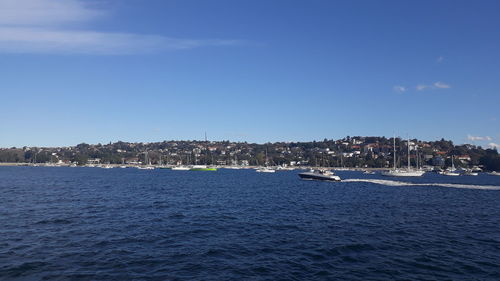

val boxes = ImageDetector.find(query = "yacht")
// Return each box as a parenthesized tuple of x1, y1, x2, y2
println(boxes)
(440, 156, 460, 176)
(299, 169, 341, 181)
(382, 169, 426, 177)
(137, 151, 155, 169)
(256, 149, 275, 173)
(381, 136, 425, 177)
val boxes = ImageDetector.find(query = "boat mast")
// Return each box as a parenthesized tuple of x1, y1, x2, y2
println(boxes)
(393, 136, 396, 170)
(407, 136, 411, 171)
(416, 145, 419, 170)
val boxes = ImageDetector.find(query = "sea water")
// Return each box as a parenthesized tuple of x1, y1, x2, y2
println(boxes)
(1, 167, 499, 280)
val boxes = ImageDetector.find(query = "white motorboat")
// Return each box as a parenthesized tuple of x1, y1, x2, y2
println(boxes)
(299, 169, 341, 181)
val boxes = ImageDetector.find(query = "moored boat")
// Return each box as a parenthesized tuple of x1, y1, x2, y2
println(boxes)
(256, 167, 275, 173)
(190, 165, 217, 171)
(381, 169, 426, 177)
(439, 170, 460, 176)
(137, 166, 155, 170)
(256, 149, 275, 173)
(381, 136, 425, 177)
(171, 166, 190, 171)
(463, 170, 478, 176)
(440, 156, 460, 176)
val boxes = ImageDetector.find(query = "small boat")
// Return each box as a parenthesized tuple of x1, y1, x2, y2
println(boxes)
(463, 169, 478, 176)
(171, 166, 190, 171)
(489, 171, 500, 176)
(363, 170, 375, 175)
(137, 166, 155, 170)
(225, 166, 242, 170)
(256, 167, 276, 173)
(299, 169, 341, 181)
(190, 165, 217, 171)
(439, 170, 460, 176)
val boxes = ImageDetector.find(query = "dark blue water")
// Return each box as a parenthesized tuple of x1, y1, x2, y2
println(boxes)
(1, 167, 499, 280)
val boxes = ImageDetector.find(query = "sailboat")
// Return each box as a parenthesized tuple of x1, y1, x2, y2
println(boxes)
(190, 135, 217, 171)
(256, 149, 276, 173)
(440, 155, 460, 176)
(381, 136, 425, 177)
(137, 151, 155, 169)
(172, 154, 190, 170)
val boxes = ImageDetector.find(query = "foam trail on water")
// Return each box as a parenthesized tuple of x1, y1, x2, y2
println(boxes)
(343, 179, 500, 190)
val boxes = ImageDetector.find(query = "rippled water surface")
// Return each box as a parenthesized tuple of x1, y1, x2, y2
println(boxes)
(1, 167, 499, 280)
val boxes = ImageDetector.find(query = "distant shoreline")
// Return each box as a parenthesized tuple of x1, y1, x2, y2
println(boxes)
(0, 163, 395, 171)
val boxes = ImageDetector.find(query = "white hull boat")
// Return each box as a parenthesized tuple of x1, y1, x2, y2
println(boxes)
(381, 169, 426, 177)
(171, 166, 190, 171)
(299, 170, 341, 181)
(382, 136, 425, 177)
(256, 167, 275, 173)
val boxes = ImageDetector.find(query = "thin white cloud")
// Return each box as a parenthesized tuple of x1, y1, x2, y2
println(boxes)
(0, 27, 241, 55)
(434, 81, 451, 89)
(0, 0, 101, 26)
(488, 142, 500, 149)
(0, 0, 240, 55)
(393, 85, 406, 93)
(415, 82, 451, 91)
(437, 56, 444, 63)
(416, 84, 428, 91)
(467, 135, 493, 142)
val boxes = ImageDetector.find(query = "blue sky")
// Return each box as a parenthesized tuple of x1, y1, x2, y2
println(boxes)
(1, 0, 499, 148)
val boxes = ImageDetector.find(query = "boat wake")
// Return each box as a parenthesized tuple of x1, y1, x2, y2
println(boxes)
(342, 179, 500, 190)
